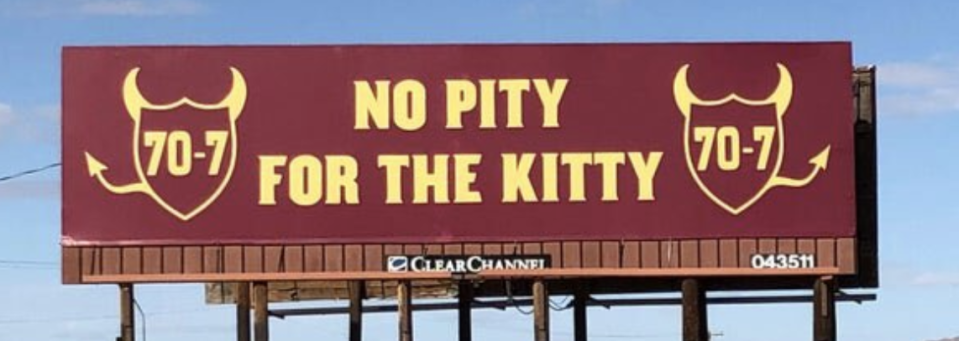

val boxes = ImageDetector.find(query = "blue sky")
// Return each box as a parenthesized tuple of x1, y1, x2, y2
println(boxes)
(1, 0, 958, 340)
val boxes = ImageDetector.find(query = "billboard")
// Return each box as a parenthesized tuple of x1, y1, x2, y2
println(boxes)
(62, 43, 854, 246)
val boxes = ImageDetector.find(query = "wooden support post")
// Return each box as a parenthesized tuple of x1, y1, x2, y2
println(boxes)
(573, 282, 588, 341)
(119, 283, 135, 341)
(813, 277, 837, 341)
(458, 281, 473, 341)
(398, 280, 413, 341)
(253, 282, 269, 341)
(533, 279, 549, 341)
(349, 280, 364, 341)
(237, 282, 252, 341)
(682, 279, 708, 341)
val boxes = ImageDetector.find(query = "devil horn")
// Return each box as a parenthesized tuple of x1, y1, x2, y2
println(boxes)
(121, 68, 150, 121)
(220, 67, 248, 121)
(767, 63, 793, 117)
(672, 64, 700, 117)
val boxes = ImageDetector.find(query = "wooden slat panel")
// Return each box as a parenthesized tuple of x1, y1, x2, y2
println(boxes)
(505, 243, 525, 255)
(543, 242, 561, 265)
(404, 244, 423, 255)
(699, 240, 718, 268)
(81, 248, 97, 276)
(424, 244, 444, 255)
(601, 241, 620, 268)
(72, 238, 851, 281)
(223, 246, 243, 273)
(581, 241, 601, 268)
(719, 239, 738, 268)
(203, 246, 222, 273)
(622, 242, 640, 268)
(243, 246, 263, 273)
(522, 243, 542, 255)
(463, 243, 482, 255)
(777, 239, 797, 254)
(640, 241, 659, 268)
(365, 245, 384, 271)
(562, 242, 582, 268)
(660, 241, 679, 268)
(324, 245, 344, 272)
(183, 247, 203, 274)
(102, 247, 121, 275)
(738, 240, 757, 268)
(304, 245, 324, 272)
(162, 247, 183, 274)
(384, 244, 404, 256)
(797, 239, 816, 255)
(680, 240, 699, 268)
(284, 246, 304, 273)
(758, 239, 777, 254)
(444, 244, 464, 255)
(482, 244, 502, 255)
(142, 247, 162, 275)
(62, 248, 82, 283)
(344, 245, 364, 271)
(837, 238, 856, 273)
(264, 246, 283, 273)
(816, 239, 836, 268)
(122, 248, 142, 275)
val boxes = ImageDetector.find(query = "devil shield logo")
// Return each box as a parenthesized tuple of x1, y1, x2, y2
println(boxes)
(673, 64, 830, 215)
(84, 67, 247, 221)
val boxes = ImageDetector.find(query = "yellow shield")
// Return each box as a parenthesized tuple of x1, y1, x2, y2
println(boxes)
(123, 67, 247, 221)
(674, 64, 792, 215)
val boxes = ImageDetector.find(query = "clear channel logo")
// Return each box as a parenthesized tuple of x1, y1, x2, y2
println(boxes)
(385, 255, 551, 274)
(388, 256, 410, 272)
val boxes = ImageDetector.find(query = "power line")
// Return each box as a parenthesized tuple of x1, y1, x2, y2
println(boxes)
(0, 260, 58, 265)
(0, 307, 213, 325)
(0, 260, 58, 270)
(0, 162, 61, 183)
(134, 299, 147, 341)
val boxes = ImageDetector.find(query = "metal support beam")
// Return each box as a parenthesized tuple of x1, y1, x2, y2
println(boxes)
(254, 282, 269, 341)
(237, 282, 251, 341)
(458, 281, 473, 341)
(119, 283, 135, 341)
(349, 280, 364, 341)
(533, 279, 549, 341)
(269, 293, 876, 318)
(398, 280, 413, 341)
(573, 282, 588, 341)
(813, 278, 837, 341)
(682, 279, 708, 341)
(853, 65, 879, 289)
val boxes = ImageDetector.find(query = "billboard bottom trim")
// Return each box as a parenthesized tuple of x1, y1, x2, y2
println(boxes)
(78, 267, 841, 284)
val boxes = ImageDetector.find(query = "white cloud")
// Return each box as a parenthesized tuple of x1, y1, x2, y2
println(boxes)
(0, 180, 60, 200)
(911, 271, 959, 287)
(78, 0, 203, 16)
(1, 0, 204, 17)
(927, 337, 959, 341)
(880, 59, 959, 116)
(0, 102, 60, 145)
(0, 102, 14, 134)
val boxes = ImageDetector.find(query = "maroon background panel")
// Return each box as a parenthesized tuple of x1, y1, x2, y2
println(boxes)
(62, 43, 855, 246)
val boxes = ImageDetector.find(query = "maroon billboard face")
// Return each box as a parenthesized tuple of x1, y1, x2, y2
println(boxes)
(62, 43, 855, 246)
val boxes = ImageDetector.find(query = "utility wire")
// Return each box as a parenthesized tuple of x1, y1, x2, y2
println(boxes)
(0, 307, 212, 325)
(504, 280, 534, 315)
(0, 260, 58, 270)
(549, 295, 573, 311)
(134, 299, 147, 341)
(0, 162, 61, 183)
(0, 260, 58, 265)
